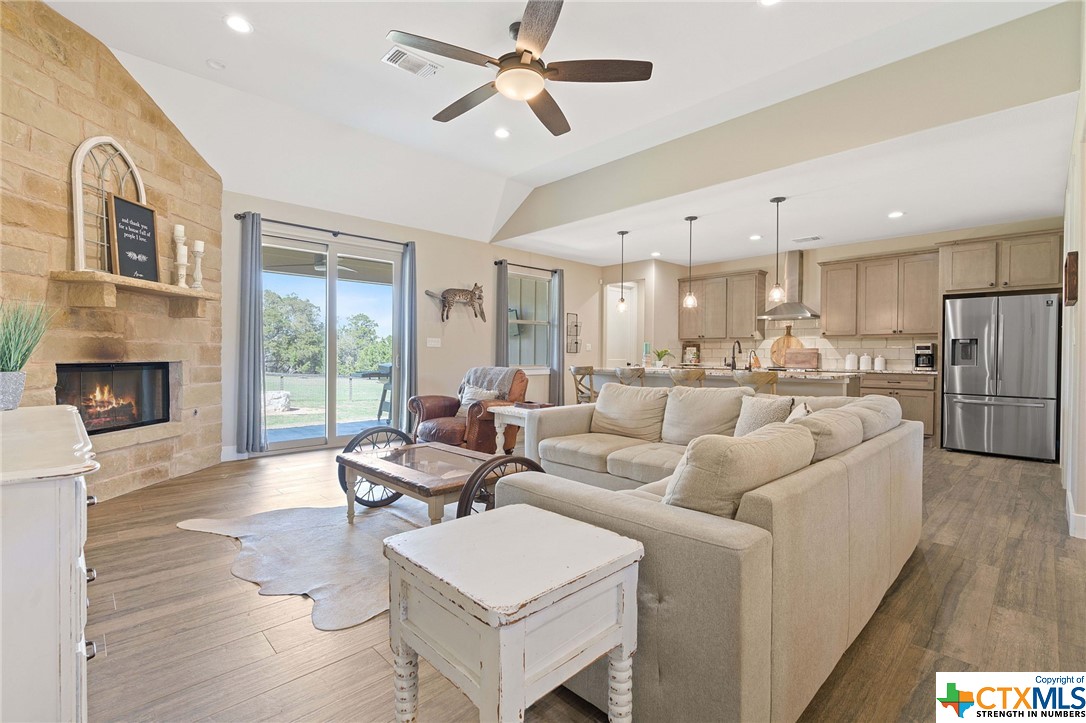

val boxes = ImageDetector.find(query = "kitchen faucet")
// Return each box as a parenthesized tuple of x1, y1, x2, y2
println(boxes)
(731, 340, 743, 371)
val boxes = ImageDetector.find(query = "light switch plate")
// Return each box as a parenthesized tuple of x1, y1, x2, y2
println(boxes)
(426, 338, 441, 348)
(585, 343, 592, 352)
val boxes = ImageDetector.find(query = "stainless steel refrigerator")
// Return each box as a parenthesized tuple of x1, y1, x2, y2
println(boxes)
(943, 293, 1059, 462)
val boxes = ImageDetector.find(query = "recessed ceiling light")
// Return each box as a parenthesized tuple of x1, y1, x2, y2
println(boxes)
(887, 211, 905, 219)
(749, 234, 762, 241)
(225, 14, 254, 34)
(494, 128, 510, 139)
(206, 59, 226, 71)
(758, 0, 782, 6)
(650, 251, 661, 257)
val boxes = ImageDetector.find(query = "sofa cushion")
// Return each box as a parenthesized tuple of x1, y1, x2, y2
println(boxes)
(845, 396, 903, 440)
(734, 395, 793, 437)
(662, 423, 815, 518)
(791, 407, 864, 462)
(638, 477, 671, 497)
(538, 433, 647, 473)
(606, 443, 687, 484)
(661, 386, 754, 445)
(417, 417, 466, 446)
(765, 394, 854, 412)
(590, 383, 670, 442)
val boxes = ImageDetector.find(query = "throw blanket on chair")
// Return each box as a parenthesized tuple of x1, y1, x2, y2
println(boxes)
(461, 366, 519, 399)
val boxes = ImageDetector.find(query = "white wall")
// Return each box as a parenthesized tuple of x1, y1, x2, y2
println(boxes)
(220, 191, 602, 457)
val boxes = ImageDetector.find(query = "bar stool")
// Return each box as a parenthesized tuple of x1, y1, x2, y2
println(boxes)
(668, 369, 705, 387)
(569, 365, 597, 404)
(733, 370, 779, 394)
(614, 367, 645, 387)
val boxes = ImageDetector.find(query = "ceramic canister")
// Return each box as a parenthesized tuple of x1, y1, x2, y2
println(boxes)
(845, 352, 859, 370)
(859, 353, 873, 371)
(874, 354, 887, 371)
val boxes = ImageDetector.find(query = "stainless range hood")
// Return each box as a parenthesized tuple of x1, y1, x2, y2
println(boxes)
(757, 250, 820, 321)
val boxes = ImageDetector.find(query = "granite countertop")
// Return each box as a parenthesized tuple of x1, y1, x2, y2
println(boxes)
(603, 367, 937, 379)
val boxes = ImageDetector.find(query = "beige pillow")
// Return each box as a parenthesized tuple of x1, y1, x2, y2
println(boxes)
(734, 395, 793, 437)
(661, 386, 754, 445)
(845, 396, 902, 440)
(662, 423, 815, 518)
(590, 383, 670, 442)
(790, 407, 864, 461)
(456, 384, 498, 418)
(788, 395, 855, 412)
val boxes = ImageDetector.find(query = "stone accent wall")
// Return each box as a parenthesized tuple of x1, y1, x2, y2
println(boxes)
(1, 1, 223, 499)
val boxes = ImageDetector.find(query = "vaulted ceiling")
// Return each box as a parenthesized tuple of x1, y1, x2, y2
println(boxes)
(49, 1, 1081, 264)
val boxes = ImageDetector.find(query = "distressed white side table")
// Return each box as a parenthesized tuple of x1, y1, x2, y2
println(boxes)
(383, 503, 644, 723)
(490, 405, 530, 454)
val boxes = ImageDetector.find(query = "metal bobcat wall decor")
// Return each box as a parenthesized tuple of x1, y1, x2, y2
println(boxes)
(426, 284, 486, 323)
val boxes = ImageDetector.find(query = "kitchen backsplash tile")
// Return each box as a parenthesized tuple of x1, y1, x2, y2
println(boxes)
(694, 327, 936, 371)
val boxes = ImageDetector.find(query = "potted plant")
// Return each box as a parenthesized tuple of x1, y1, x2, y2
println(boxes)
(651, 349, 674, 368)
(0, 300, 50, 410)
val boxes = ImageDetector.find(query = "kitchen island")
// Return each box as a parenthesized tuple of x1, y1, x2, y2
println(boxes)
(594, 367, 863, 397)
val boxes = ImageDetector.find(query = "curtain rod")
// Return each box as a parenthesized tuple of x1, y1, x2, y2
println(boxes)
(234, 213, 407, 248)
(495, 259, 560, 274)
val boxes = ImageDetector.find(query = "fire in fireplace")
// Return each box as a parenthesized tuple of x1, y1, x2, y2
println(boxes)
(56, 362, 170, 434)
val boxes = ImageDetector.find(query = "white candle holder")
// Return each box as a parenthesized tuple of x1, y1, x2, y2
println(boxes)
(191, 249, 204, 290)
(174, 239, 188, 288)
(175, 261, 189, 288)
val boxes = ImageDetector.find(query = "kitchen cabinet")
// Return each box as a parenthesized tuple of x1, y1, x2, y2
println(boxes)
(819, 262, 857, 337)
(940, 240, 998, 291)
(857, 257, 900, 335)
(855, 252, 940, 336)
(999, 234, 1062, 288)
(678, 271, 766, 340)
(939, 232, 1062, 292)
(861, 373, 936, 436)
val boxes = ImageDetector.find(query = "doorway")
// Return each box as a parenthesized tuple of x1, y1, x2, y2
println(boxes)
(260, 234, 401, 451)
(604, 281, 644, 368)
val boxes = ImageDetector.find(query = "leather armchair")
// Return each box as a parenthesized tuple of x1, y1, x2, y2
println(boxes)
(408, 369, 530, 454)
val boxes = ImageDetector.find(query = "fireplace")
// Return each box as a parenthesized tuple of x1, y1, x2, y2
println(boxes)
(56, 362, 170, 434)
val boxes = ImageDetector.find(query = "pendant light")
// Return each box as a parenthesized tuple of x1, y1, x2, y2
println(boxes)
(768, 196, 786, 304)
(616, 231, 629, 313)
(682, 216, 698, 309)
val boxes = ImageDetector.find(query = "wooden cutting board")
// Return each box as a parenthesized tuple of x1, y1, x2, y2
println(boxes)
(770, 324, 804, 366)
(784, 348, 820, 369)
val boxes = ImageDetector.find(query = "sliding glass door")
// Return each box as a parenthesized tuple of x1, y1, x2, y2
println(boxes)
(261, 234, 400, 451)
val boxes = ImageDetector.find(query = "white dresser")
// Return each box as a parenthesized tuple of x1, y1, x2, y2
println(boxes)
(1, 405, 99, 722)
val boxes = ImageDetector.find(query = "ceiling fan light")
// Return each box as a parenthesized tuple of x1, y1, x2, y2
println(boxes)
(768, 283, 785, 303)
(682, 292, 698, 309)
(495, 66, 545, 100)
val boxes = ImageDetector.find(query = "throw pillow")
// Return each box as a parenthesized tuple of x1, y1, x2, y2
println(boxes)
(661, 386, 754, 445)
(662, 423, 815, 518)
(785, 402, 812, 423)
(456, 384, 498, 418)
(790, 407, 864, 461)
(734, 395, 793, 437)
(590, 383, 670, 442)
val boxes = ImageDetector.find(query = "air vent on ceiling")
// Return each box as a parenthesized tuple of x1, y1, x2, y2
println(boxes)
(792, 235, 822, 244)
(382, 47, 441, 78)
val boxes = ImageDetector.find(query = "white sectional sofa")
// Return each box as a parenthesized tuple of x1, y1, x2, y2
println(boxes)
(500, 383, 924, 722)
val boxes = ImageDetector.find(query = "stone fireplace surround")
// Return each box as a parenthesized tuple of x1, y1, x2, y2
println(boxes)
(1, 2, 225, 500)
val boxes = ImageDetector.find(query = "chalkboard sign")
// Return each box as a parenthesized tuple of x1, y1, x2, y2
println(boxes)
(108, 194, 160, 282)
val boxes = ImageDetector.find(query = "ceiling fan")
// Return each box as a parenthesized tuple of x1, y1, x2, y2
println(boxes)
(386, 0, 653, 136)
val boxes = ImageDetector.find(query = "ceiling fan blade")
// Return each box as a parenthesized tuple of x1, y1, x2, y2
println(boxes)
(547, 59, 653, 83)
(516, 0, 563, 58)
(527, 88, 570, 136)
(386, 30, 497, 67)
(433, 82, 498, 122)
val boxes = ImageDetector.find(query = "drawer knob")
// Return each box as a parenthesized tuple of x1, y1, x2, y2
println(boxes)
(86, 568, 97, 583)
(85, 641, 97, 660)
(87, 495, 98, 507)
(1002, 281, 1009, 286)
(988, 282, 995, 287)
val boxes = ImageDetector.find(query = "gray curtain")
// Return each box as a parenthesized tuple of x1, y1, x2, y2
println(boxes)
(549, 268, 565, 405)
(399, 242, 418, 430)
(495, 260, 509, 366)
(236, 212, 267, 454)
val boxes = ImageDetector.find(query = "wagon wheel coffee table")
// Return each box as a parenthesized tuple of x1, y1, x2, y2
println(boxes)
(336, 426, 541, 526)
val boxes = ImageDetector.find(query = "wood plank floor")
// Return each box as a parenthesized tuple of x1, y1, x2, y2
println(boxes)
(85, 447, 1085, 722)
